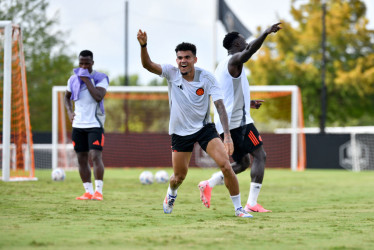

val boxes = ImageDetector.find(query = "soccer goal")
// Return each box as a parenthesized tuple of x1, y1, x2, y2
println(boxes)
(0, 21, 36, 181)
(52, 85, 305, 171)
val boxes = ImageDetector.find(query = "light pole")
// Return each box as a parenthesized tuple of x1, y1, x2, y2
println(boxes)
(320, 0, 327, 134)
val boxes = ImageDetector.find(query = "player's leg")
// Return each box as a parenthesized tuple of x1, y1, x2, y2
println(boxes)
(205, 138, 252, 217)
(170, 151, 191, 189)
(243, 124, 271, 212)
(198, 127, 250, 208)
(202, 153, 250, 191)
(88, 128, 105, 200)
(73, 128, 94, 200)
(232, 154, 251, 174)
(206, 138, 238, 195)
(250, 146, 266, 184)
(163, 151, 191, 214)
(163, 133, 194, 214)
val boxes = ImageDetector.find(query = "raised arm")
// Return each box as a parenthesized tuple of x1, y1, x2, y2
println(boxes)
(214, 99, 234, 155)
(137, 29, 162, 75)
(229, 23, 282, 77)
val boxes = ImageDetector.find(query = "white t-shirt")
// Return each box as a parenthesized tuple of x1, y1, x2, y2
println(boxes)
(214, 56, 254, 134)
(161, 64, 223, 136)
(66, 71, 109, 128)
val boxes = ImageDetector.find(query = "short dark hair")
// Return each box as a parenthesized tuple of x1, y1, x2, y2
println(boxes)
(223, 32, 240, 50)
(79, 50, 93, 59)
(175, 42, 197, 56)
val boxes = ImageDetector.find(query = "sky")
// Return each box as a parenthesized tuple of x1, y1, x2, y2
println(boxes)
(47, 0, 374, 84)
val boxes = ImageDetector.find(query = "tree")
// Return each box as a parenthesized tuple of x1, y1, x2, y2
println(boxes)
(0, 0, 75, 131)
(103, 74, 169, 133)
(247, 0, 374, 127)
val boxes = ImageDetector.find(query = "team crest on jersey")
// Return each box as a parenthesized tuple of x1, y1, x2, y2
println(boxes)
(196, 88, 204, 96)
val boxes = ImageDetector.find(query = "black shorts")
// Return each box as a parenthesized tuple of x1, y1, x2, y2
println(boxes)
(221, 123, 263, 163)
(171, 123, 220, 152)
(72, 127, 105, 152)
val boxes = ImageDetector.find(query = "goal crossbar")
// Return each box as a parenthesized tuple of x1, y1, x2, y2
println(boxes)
(52, 85, 304, 171)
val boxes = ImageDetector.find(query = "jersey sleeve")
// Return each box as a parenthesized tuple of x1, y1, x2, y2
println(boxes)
(96, 77, 109, 90)
(205, 72, 223, 102)
(161, 64, 179, 82)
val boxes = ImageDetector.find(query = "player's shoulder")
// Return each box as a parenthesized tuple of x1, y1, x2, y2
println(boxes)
(197, 67, 216, 83)
(162, 63, 178, 72)
(68, 74, 78, 83)
(93, 70, 108, 77)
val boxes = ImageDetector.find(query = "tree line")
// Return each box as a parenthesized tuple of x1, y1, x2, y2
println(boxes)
(1, 0, 373, 132)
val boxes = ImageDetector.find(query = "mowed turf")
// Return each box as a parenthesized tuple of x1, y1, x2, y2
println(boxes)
(0, 168, 373, 250)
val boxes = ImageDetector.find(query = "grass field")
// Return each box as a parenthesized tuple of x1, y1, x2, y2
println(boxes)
(1, 168, 374, 250)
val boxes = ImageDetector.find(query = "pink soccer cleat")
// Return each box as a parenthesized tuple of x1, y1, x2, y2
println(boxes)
(198, 180, 212, 208)
(245, 203, 272, 213)
(76, 192, 93, 200)
(91, 191, 103, 201)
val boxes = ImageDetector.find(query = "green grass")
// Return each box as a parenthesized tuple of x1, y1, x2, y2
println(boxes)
(1, 168, 374, 250)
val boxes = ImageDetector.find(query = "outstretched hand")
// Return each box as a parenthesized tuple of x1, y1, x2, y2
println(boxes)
(250, 100, 265, 109)
(266, 23, 282, 34)
(137, 29, 147, 46)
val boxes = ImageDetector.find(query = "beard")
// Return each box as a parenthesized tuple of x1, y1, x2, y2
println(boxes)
(181, 71, 188, 76)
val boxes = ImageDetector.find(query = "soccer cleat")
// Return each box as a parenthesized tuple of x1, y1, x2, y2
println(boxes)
(76, 192, 93, 200)
(198, 180, 212, 208)
(163, 194, 177, 214)
(244, 203, 272, 213)
(235, 207, 253, 218)
(91, 191, 103, 201)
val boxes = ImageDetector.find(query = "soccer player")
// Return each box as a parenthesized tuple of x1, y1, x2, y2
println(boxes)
(198, 23, 282, 213)
(137, 29, 252, 218)
(64, 50, 109, 201)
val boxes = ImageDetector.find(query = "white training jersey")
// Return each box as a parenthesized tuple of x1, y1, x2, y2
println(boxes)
(214, 55, 254, 134)
(66, 71, 109, 128)
(161, 64, 223, 136)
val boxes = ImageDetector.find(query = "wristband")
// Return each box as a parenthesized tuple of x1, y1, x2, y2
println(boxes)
(141, 43, 147, 48)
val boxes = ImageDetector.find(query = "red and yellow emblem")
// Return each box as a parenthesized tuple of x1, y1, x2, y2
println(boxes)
(196, 88, 204, 96)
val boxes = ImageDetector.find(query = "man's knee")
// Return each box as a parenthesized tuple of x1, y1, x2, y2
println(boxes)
(89, 150, 103, 163)
(253, 147, 266, 162)
(172, 173, 186, 184)
(232, 154, 251, 174)
(220, 161, 234, 177)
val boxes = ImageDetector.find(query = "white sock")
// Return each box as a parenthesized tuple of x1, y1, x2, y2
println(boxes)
(83, 182, 94, 195)
(95, 180, 103, 194)
(167, 185, 177, 197)
(208, 171, 224, 187)
(230, 193, 242, 210)
(247, 182, 262, 206)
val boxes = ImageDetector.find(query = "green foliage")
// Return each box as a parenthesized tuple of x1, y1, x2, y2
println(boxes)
(103, 75, 169, 133)
(248, 0, 374, 126)
(0, 168, 374, 249)
(0, 0, 75, 131)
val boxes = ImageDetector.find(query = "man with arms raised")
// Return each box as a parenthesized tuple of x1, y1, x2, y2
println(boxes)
(137, 29, 252, 218)
(199, 23, 281, 213)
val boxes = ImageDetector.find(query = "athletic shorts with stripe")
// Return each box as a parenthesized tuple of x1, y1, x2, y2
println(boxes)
(171, 123, 220, 152)
(72, 127, 105, 152)
(220, 123, 263, 163)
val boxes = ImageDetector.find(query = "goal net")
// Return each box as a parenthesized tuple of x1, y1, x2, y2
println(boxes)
(51, 85, 305, 171)
(0, 22, 36, 181)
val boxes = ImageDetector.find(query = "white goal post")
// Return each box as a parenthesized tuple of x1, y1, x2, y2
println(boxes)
(52, 85, 305, 171)
(1, 21, 12, 181)
(1, 21, 36, 181)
